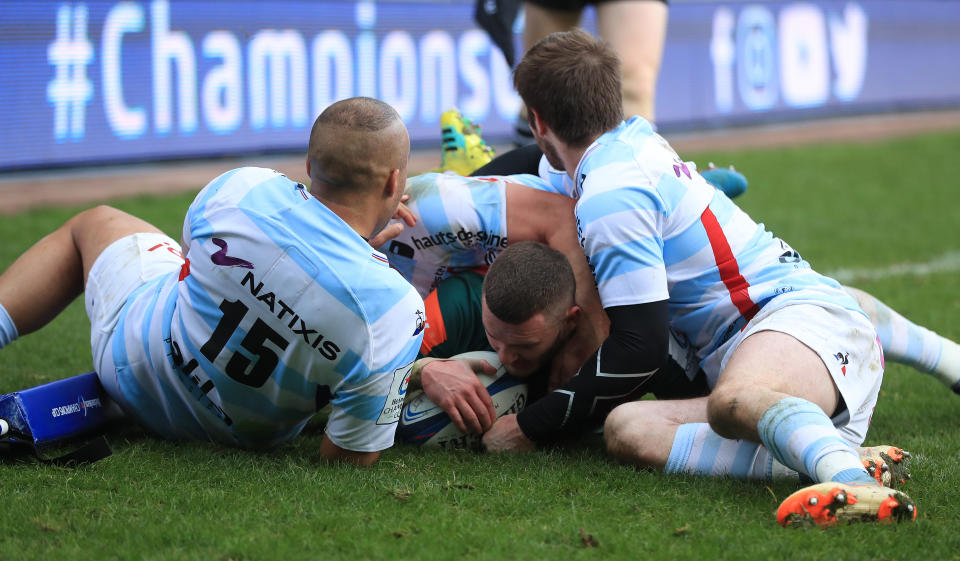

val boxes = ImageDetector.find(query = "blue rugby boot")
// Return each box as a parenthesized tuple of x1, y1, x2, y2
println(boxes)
(701, 163, 748, 199)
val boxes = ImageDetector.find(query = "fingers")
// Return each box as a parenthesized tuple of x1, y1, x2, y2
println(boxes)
(367, 222, 404, 248)
(452, 381, 495, 434)
(459, 397, 485, 434)
(464, 359, 498, 375)
(446, 406, 468, 434)
(395, 202, 417, 226)
(470, 381, 496, 431)
(442, 381, 495, 434)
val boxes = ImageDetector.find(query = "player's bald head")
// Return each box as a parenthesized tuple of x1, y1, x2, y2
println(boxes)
(307, 97, 409, 196)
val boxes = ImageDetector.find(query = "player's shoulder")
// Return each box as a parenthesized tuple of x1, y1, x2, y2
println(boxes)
(205, 166, 291, 193)
(581, 120, 689, 198)
(191, 167, 297, 215)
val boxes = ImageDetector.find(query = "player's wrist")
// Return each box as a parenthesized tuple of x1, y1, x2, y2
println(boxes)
(513, 409, 540, 443)
(410, 357, 452, 391)
(409, 358, 432, 391)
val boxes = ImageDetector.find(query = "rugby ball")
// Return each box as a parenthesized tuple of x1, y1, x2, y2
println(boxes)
(396, 351, 528, 450)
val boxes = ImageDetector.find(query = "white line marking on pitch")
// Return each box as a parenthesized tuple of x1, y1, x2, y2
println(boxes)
(826, 250, 960, 283)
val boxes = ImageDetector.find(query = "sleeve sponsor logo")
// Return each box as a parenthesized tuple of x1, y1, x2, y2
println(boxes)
(376, 362, 414, 425)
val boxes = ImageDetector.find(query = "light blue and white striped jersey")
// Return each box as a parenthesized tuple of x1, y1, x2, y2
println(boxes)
(111, 167, 424, 451)
(380, 172, 511, 298)
(571, 117, 864, 371)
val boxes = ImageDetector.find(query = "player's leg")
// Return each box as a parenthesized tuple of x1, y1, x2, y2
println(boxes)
(470, 144, 545, 177)
(515, 2, 583, 143)
(596, 0, 668, 123)
(605, 398, 801, 479)
(605, 397, 706, 469)
(523, 2, 582, 50)
(706, 305, 915, 525)
(605, 390, 908, 484)
(844, 285, 960, 394)
(605, 345, 794, 480)
(708, 329, 873, 483)
(0, 205, 164, 345)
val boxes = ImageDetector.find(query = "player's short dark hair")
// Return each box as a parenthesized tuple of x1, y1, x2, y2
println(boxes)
(307, 97, 406, 193)
(513, 29, 623, 147)
(483, 241, 576, 324)
(313, 96, 399, 132)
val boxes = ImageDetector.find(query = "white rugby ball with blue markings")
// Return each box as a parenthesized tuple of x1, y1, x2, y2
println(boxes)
(396, 351, 528, 449)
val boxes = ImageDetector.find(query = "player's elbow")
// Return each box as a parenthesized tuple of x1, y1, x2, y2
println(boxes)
(318, 436, 382, 466)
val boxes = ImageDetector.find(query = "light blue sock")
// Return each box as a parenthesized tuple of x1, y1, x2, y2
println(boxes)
(757, 397, 875, 485)
(0, 302, 18, 350)
(666, 423, 798, 480)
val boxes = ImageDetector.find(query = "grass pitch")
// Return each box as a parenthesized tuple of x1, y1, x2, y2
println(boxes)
(1, 129, 959, 560)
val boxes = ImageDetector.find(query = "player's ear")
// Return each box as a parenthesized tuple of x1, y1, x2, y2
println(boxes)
(383, 168, 401, 200)
(528, 108, 547, 136)
(563, 305, 581, 330)
(305, 155, 311, 177)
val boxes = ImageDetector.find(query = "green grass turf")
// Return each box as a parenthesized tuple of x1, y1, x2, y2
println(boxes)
(2, 130, 959, 560)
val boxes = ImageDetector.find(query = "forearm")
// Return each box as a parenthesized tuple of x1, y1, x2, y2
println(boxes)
(516, 301, 669, 441)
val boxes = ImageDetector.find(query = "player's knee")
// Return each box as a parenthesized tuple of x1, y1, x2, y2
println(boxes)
(70, 205, 123, 229)
(603, 403, 655, 467)
(706, 385, 743, 440)
(620, 66, 658, 114)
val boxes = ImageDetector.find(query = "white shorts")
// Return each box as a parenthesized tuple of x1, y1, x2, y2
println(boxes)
(709, 302, 884, 446)
(85, 233, 184, 378)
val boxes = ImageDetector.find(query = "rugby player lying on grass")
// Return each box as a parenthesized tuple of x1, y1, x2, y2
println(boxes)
(0, 98, 425, 466)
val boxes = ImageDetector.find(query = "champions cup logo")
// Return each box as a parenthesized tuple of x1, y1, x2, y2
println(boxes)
(50, 395, 103, 419)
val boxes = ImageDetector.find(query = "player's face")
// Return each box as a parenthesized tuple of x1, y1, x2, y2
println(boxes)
(482, 303, 571, 378)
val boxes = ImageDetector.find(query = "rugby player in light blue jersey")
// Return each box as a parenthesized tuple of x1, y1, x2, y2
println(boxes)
(377, 171, 609, 436)
(482, 29, 918, 525)
(0, 98, 424, 466)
